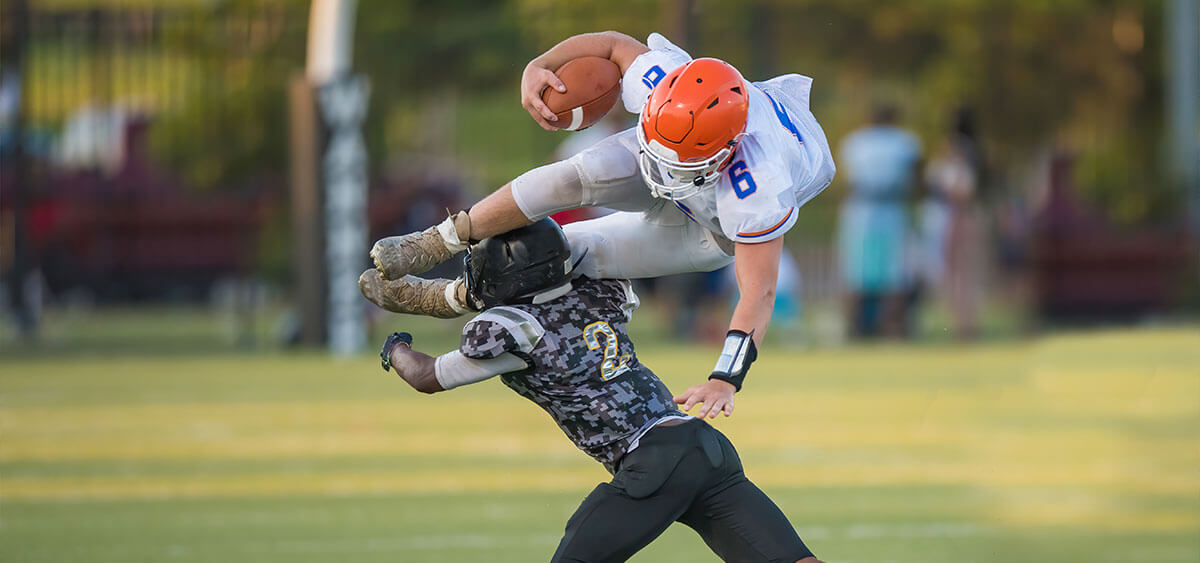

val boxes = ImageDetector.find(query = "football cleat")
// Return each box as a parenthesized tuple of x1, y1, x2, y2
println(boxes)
(358, 269, 473, 319)
(371, 211, 472, 280)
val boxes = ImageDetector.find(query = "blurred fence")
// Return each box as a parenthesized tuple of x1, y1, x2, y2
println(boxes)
(2, 2, 1194, 344)
(3, 5, 305, 302)
(22, 6, 302, 125)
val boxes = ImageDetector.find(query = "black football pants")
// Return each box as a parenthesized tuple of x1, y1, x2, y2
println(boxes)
(551, 419, 815, 562)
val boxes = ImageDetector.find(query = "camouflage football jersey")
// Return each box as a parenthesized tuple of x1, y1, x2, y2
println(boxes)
(459, 277, 682, 473)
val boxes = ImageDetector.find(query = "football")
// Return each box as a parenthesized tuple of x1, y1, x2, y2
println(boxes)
(541, 56, 622, 131)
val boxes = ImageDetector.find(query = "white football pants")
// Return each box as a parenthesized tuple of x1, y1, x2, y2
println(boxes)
(510, 128, 733, 280)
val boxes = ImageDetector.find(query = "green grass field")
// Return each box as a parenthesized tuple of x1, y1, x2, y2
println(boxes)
(1, 316, 1198, 562)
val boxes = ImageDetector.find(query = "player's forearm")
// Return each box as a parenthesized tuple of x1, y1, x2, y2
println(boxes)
(531, 31, 647, 75)
(388, 346, 444, 394)
(728, 286, 774, 346)
(729, 239, 784, 346)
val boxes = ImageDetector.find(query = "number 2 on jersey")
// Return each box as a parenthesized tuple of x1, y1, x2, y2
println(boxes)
(583, 321, 632, 381)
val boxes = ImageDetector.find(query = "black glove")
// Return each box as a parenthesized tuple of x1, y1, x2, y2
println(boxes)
(380, 332, 413, 372)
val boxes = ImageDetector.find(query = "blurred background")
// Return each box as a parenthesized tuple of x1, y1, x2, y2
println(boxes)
(0, 0, 1196, 351)
(1, 1, 1197, 562)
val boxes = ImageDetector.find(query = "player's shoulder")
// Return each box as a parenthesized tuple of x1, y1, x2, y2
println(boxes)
(715, 139, 797, 243)
(621, 32, 692, 114)
(569, 277, 640, 320)
(725, 133, 792, 199)
(461, 306, 545, 358)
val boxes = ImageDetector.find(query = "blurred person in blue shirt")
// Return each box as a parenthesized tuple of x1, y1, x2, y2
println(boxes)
(837, 104, 922, 339)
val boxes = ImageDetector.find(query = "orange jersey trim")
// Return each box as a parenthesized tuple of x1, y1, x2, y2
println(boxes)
(737, 207, 795, 239)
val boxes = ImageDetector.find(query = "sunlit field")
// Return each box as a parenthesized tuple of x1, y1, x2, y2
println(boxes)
(1, 318, 1197, 562)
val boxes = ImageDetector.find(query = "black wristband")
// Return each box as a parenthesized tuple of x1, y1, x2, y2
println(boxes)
(380, 332, 413, 372)
(708, 330, 757, 392)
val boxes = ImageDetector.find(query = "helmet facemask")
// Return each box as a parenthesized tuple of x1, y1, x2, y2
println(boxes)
(637, 125, 740, 200)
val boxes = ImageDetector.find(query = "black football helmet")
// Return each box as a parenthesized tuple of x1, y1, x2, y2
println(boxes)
(464, 218, 573, 309)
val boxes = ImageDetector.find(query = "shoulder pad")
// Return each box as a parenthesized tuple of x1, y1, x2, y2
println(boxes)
(471, 306, 545, 354)
(622, 33, 692, 114)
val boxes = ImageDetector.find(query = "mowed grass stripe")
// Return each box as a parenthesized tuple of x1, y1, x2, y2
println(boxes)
(1, 326, 1198, 562)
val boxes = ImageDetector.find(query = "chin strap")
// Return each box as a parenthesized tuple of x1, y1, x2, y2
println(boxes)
(707, 329, 757, 392)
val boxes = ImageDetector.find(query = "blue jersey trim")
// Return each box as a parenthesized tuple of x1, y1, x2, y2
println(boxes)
(763, 90, 803, 145)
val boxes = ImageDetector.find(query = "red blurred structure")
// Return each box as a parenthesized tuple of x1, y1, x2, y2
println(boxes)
(1030, 152, 1193, 321)
(1, 116, 275, 301)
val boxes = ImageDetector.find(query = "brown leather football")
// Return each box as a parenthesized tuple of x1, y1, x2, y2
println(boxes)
(541, 56, 622, 131)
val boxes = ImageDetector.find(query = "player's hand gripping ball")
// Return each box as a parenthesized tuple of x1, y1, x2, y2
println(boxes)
(540, 56, 621, 131)
(380, 332, 413, 372)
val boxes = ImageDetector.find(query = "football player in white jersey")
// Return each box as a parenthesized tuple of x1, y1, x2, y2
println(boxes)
(360, 31, 835, 417)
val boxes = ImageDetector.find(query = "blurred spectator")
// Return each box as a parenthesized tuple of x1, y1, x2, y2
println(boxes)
(920, 107, 984, 340)
(836, 104, 922, 339)
(55, 102, 129, 176)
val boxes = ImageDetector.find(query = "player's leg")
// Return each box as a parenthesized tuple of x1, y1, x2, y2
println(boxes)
(371, 128, 648, 280)
(677, 425, 820, 562)
(679, 479, 821, 563)
(552, 422, 712, 562)
(357, 270, 470, 318)
(551, 482, 683, 563)
(512, 128, 656, 222)
(563, 207, 733, 280)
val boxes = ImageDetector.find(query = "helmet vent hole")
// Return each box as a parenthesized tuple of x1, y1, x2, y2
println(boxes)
(696, 78, 703, 83)
(669, 76, 677, 87)
(706, 98, 719, 109)
(731, 86, 742, 95)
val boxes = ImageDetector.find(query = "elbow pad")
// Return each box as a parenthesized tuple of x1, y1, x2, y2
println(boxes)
(707, 330, 757, 392)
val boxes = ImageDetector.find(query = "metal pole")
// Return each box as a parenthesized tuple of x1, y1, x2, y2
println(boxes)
(297, 0, 367, 355)
(2, 0, 36, 338)
(288, 75, 325, 347)
(1166, 0, 1199, 235)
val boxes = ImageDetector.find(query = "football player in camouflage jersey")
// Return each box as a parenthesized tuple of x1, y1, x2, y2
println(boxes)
(378, 219, 821, 562)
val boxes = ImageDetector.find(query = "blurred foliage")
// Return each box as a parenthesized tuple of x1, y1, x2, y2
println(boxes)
(353, 0, 531, 184)
(148, 1, 305, 193)
(32, 0, 1178, 227)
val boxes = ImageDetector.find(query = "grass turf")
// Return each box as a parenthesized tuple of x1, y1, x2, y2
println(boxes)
(1, 323, 1197, 562)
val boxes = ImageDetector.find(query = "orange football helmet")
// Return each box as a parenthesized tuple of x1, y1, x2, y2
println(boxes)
(637, 58, 750, 200)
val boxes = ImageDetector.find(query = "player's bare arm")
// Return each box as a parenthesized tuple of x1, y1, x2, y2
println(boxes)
(674, 238, 783, 418)
(729, 237, 784, 344)
(522, 31, 649, 130)
(380, 332, 444, 394)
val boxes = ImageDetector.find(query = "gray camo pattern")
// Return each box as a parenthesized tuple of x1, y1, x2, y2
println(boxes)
(460, 278, 681, 473)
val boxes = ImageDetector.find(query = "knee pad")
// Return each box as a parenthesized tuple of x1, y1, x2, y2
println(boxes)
(510, 159, 586, 221)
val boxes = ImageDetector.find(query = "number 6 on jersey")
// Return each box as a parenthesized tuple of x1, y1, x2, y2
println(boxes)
(583, 321, 633, 381)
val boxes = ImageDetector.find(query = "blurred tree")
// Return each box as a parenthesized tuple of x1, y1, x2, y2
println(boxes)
(354, 0, 528, 178)
(145, 0, 1177, 227)
(150, 1, 306, 193)
(150, 0, 530, 191)
(763, 0, 1171, 225)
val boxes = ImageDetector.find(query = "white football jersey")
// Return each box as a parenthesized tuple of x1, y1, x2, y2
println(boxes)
(622, 33, 835, 244)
